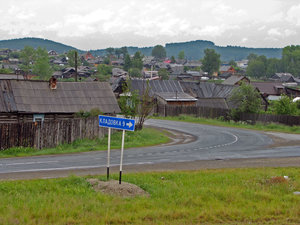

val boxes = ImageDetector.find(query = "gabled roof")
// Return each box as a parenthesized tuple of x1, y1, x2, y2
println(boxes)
(0, 80, 120, 114)
(220, 65, 232, 71)
(271, 73, 295, 82)
(251, 82, 286, 96)
(130, 79, 184, 97)
(180, 81, 236, 99)
(222, 75, 248, 85)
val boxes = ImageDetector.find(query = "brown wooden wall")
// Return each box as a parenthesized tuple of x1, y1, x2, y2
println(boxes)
(0, 117, 107, 150)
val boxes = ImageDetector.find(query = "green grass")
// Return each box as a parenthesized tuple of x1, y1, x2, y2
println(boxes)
(0, 168, 299, 224)
(153, 115, 300, 134)
(0, 127, 170, 158)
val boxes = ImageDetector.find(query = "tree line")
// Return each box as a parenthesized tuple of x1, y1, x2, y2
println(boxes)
(246, 45, 300, 78)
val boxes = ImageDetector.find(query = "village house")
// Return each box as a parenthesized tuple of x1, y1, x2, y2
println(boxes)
(222, 75, 250, 85)
(82, 52, 95, 61)
(127, 79, 197, 106)
(48, 50, 58, 56)
(180, 81, 238, 109)
(0, 79, 120, 123)
(270, 73, 296, 83)
(251, 82, 287, 101)
(219, 65, 236, 74)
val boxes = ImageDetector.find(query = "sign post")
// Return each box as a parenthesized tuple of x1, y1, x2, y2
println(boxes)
(107, 127, 111, 180)
(99, 115, 135, 184)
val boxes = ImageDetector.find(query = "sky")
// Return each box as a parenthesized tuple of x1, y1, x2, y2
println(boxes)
(1, 0, 300, 50)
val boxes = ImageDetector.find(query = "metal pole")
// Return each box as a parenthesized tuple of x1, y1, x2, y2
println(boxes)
(119, 129, 125, 184)
(107, 128, 111, 180)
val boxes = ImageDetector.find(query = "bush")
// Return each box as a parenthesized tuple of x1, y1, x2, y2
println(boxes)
(273, 95, 298, 115)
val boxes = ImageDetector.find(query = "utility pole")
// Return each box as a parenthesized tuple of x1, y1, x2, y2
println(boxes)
(75, 51, 78, 82)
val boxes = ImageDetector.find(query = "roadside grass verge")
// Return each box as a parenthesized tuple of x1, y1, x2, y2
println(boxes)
(153, 115, 300, 134)
(0, 168, 299, 224)
(0, 127, 170, 158)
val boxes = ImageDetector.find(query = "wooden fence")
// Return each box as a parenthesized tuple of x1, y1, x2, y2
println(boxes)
(0, 117, 106, 150)
(238, 113, 300, 126)
(156, 105, 300, 126)
(156, 105, 229, 118)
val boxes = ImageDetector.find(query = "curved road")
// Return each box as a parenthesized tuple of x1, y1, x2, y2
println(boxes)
(0, 119, 300, 178)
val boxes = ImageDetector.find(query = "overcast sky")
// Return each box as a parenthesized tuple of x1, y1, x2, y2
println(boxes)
(1, 0, 300, 50)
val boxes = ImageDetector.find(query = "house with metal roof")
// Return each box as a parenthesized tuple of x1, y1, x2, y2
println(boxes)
(223, 75, 250, 85)
(0, 79, 120, 123)
(129, 79, 197, 106)
(180, 81, 237, 109)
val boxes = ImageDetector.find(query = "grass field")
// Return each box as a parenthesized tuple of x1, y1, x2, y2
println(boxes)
(0, 168, 299, 224)
(154, 115, 300, 134)
(0, 127, 170, 158)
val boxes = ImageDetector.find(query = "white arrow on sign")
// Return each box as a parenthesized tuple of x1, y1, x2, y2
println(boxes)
(126, 122, 133, 128)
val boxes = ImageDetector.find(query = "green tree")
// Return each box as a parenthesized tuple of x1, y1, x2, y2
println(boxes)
(95, 64, 112, 81)
(20, 46, 36, 74)
(151, 45, 166, 59)
(33, 47, 53, 80)
(246, 59, 266, 78)
(158, 68, 170, 80)
(115, 48, 122, 59)
(105, 47, 115, 56)
(266, 58, 283, 78)
(273, 95, 298, 115)
(136, 80, 155, 130)
(201, 49, 221, 75)
(118, 82, 140, 118)
(170, 56, 176, 63)
(229, 82, 262, 114)
(120, 47, 128, 56)
(228, 60, 237, 67)
(67, 50, 81, 67)
(282, 45, 300, 76)
(178, 50, 185, 60)
(97, 64, 112, 75)
(247, 53, 258, 62)
(129, 68, 142, 77)
(123, 54, 132, 71)
(103, 57, 110, 65)
(132, 51, 143, 70)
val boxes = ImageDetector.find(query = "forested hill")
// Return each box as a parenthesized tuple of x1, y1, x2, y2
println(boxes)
(91, 40, 283, 61)
(0, 37, 282, 61)
(0, 37, 81, 54)
(165, 40, 282, 61)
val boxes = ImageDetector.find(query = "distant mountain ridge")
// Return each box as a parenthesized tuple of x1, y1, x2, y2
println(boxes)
(0, 37, 81, 54)
(0, 37, 282, 61)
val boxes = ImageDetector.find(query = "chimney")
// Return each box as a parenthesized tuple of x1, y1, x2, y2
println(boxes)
(49, 76, 57, 90)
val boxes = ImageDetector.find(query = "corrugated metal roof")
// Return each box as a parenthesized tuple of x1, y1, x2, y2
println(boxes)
(155, 92, 197, 101)
(0, 80, 120, 114)
(223, 75, 247, 85)
(180, 81, 236, 99)
(130, 79, 184, 97)
(251, 82, 285, 96)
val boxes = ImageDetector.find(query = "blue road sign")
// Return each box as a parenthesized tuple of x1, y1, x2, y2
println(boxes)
(99, 115, 135, 131)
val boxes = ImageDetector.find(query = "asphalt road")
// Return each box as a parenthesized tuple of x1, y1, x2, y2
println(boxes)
(0, 119, 300, 178)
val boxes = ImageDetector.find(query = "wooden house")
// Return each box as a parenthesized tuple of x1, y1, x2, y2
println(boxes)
(0, 79, 120, 123)
(222, 75, 250, 85)
(129, 79, 197, 106)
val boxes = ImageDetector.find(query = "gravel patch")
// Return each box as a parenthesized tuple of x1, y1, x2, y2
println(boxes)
(87, 178, 150, 198)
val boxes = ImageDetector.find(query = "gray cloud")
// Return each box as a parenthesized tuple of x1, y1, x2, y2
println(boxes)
(0, 0, 299, 49)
